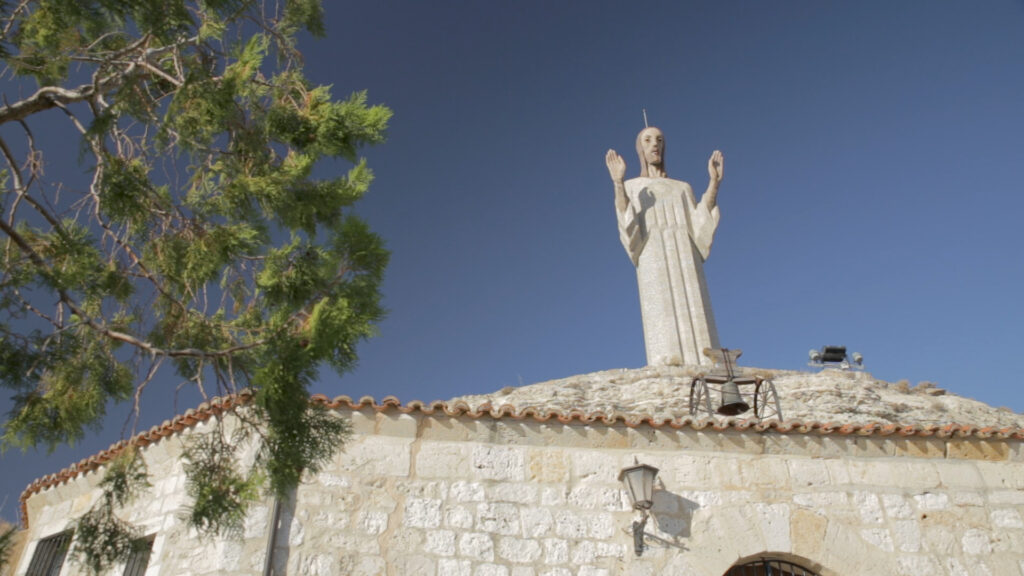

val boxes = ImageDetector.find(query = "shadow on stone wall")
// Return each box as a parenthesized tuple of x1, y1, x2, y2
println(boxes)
(271, 491, 297, 574)
(648, 486, 698, 551)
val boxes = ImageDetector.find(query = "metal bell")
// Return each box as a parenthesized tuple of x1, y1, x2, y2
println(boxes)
(717, 379, 750, 416)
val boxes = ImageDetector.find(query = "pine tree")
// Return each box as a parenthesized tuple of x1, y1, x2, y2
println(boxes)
(0, 1, 390, 570)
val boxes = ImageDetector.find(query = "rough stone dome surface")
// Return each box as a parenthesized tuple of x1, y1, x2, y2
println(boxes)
(451, 365, 1024, 428)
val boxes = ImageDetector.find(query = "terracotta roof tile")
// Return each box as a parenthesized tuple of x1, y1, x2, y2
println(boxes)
(18, 392, 1024, 528)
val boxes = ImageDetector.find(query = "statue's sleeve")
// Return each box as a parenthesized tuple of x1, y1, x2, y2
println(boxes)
(687, 184, 720, 261)
(617, 184, 645, 267)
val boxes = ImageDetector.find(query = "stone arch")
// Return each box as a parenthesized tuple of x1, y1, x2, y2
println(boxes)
(723, 552, 832, 576)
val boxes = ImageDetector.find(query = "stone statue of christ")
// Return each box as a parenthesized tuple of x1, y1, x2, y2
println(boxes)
(606, 127, 724, 366)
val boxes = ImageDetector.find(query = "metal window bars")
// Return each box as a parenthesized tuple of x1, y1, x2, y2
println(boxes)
(725, 558, 822, 576)
(123, 537, 154, 576)
(25, 531, 72, 576)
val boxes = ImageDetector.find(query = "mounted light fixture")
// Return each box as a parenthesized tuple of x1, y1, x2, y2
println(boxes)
(618, 461, 659, 556)
(808, 345, 865, 371)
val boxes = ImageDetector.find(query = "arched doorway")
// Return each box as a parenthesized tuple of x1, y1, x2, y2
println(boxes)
(724, 558, 822, 576)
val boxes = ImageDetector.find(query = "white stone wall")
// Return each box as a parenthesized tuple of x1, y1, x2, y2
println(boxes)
(17, 408, 1024, 576)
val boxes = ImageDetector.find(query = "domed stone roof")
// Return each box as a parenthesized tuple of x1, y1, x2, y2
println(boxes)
(451, 365, 1024, 428)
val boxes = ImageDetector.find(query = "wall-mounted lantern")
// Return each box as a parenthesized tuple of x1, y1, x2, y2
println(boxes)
(618, 461, 659, 556)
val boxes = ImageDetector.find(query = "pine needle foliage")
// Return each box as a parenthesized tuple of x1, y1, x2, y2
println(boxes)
(71, 449, 149, 574)
(0, 0, 389, 569)
(182, 428, 262, 536)
(0, 522, 16, 573)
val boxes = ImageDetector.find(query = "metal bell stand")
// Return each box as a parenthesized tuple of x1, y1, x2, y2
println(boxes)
(689, 348, 783, 422)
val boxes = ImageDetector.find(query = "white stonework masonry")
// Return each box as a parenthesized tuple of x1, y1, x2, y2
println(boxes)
(13, 373, 1024, 576)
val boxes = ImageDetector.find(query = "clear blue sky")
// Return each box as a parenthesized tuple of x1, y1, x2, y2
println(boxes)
(3, 1, 1024, 524)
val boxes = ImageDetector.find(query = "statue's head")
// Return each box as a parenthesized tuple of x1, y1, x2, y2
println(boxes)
(635, 126, 665, 177)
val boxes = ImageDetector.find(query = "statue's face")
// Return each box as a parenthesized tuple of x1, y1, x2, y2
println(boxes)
(639, 127, 664, 166)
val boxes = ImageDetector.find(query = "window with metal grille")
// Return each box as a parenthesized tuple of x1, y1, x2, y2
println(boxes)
(25, 530, 72, 576)
(725, 558, 822, 576)
(122, 536, 154, 576)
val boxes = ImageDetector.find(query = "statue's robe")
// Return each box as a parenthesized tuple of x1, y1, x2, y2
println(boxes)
(618, 177, 720, 366)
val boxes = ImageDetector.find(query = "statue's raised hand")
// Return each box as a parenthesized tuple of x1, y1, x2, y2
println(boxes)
(708, 150, 724, 185)
(606, 149, 626, 183)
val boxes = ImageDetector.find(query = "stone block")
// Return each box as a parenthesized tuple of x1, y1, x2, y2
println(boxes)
(851, 437, 896, 458)
(913, 492, 950, 511)
(376, 412, 419, 438)
(791, 508, 827, 560)
(936, 461, 984, 488)
(416, 442, 472, 478)
(860, 527, 894, 552)
(471, 504, 519, 538)
(459, 532, 494, 561)
(881, 494, 914, 519)
(393, 555, 435, 576)
(425, 530, 457, 556)
(947, 440, 1009, 462)
(1009, 440, 1024, 462)
(664, 453, 713, 487)
(942, 557, 969, 576)
(528, 450, 570, 483)
(540, 486, 567, 506)
(712, 431, 766, 455)
(976, 461, 1024, 490)
(438, 558, 472, 576)
(990, 508, 1024, 528)
(787, 458, 830, 487)
(486, 483, 538, 504)
(893, 437, 945, 459)
(706, 457, 744, 489)
(921, 523, 956, 554)
(473, 445, 525, 481)
(570, 540, 596, 564)
(823, 459, 851, 485)
(404, 497, 442, 528)
(445, 504, 475, 530)
(764, 434, 845, 459)
(359, 510, 389, 535)
(987, 490, 1024, 505)
(338, 436, 412, 477)
(739, 457, 790, 488)
(311, 508, 349, 531)
(315, 472, 352, 489)
(961, 529, 993, 555)
(582, 424, 630, 449)
(347, 409, 376, 435)
(890, 519, 922, 552)
(497, 536, 542, 563)
(520, 507, 553, 538)
(554, 510, 589, 539)
(894, 555, 939, 575)
(951, 491, 984, 507)
(792, 491, 848, 514)
(622, 561, 656, 576)
(588, 513, 615, 539)
(699, 506, 762, 559)
(419, 415, 474, 442)
(570, 451, 619, 483)
(568, 485, 625, 511)
(752, 502, 791, 551)
(595, 541, 627, 559)
(542, 538, 569, 564)
(450, 481, 486, 502)
(852, 491, 884, 524)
